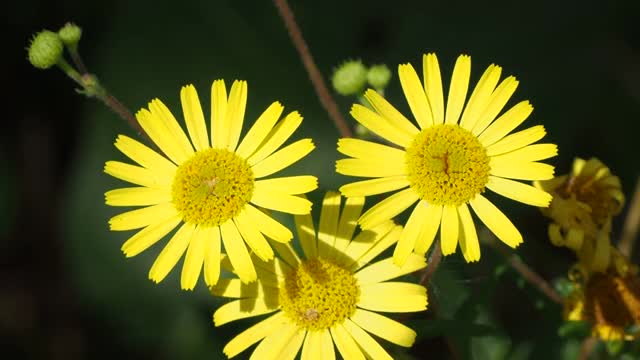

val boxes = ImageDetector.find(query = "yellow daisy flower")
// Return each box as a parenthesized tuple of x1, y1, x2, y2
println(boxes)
(212, 191, 427, 359)
(336, 53, 557, 264)
(104, 80, 317, 289)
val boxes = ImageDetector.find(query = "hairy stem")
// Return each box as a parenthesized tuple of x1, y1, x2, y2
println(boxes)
(272, 0, 353, 138)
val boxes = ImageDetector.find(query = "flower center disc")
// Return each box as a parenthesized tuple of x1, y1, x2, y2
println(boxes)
(279, 258, 359, 330)
(405, 124, 490, 206)
(171, 148, 254, 226)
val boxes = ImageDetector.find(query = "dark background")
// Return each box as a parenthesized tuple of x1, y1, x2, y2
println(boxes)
(3, 0, 640, 359)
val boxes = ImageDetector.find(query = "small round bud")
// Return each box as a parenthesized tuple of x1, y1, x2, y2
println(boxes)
(332, 60, 368, 96)
(27, 30, 64, 69)
(58, 23, 82, 46)
(367, 64, 392, 89)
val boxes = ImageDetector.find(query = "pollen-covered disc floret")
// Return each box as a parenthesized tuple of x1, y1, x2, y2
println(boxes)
(279, 257, 359, 331)
(406, 124, 490, 206)
(172, 148, 254, 226)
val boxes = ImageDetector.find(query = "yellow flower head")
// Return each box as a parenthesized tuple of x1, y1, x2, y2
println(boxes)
(104, 80, 317, 289)
(564, 268, 640, 341)
(535, 157, 625, 272)
(212, 192, 428, 359)
(336, 53, 557, 265)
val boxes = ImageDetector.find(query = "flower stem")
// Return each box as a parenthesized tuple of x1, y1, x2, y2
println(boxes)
(618, 176, 640, 257)
(490, 241, 562, 304)
(272, 0, 353, 138)
(419, 240, 443, 286)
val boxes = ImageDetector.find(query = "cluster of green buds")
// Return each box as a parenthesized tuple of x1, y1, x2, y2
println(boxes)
(331, 60, 391, 96)
(27, 23, 82, 70)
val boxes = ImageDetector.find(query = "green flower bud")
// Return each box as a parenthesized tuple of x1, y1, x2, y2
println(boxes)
(27, 30, 64, 69)
(367, 64, 392, 89)
(332, 60, 368, 96)
(58, 22, 82, 46)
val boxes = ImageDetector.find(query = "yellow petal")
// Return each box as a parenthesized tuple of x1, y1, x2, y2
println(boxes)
(114, 135, 177, 177)
(471, 76, 519, 136)
(121, 215, 181, 257)
(254, 176, 318, 195)
(104, 161, 171, 188)
(358, 188, 419, 229)
(457, 203, 480, 262)
(414, 203, 443, 255)
(135, 108, 190, 165)
(342, 319, 393, 360)
(364, 89, 420, 136)
(333, 196, 365, 258)
(349, 103, 413, 147)
(398, 63, 433, 128)
(105, 187, 171, 207)
(490, 143, 558, 163)
(202, 226, 222, 287)
(336, 158, 406, 178)
(211, 277, 276, 299)
(244, 204, 293, 243)
(330, 324, 365, 360)
(279, 327, 307, 360)
(486, 176, 552, 206)
(220, 220, 257, 283)
(148, 222, 195, 283)
(490, 158, 555, 180)
(469, 194, 522, 248)
(109, 202, 177, 231)
(222, 312, 287, 358)
(249, 323, 306, 360)
(270, 241, 301, 269)
(359, 282, 428, 312)
(339, 176, 410, 197)
(316, 191, 341, 259)
(440, 205, 459, 255)
(251, 189, 312, 215)
(350, 309, 416, 347)
(337, 138, 405, 161)
(234, 209, 274, 262)
(180, 84, 209, 151)
(224, 81, 248, 152)
(236, 102, 284, 159)
(247, 111, 303, 166)
(486, 125, 546, 156)
(295, 212, 317, 259)
(147, 99, 195, 162)
(347, 222, 398, 271)
(251, 139, 315, 178)
(393, 201, 428, 266)
(213, 297, 279, 326)
(210, 79, 228, 149)
(301, 329, 335, 360)
(477, 100, 533, 147)
(355, 254, 426, 285)
(180, 225, 206, 290)
(459, 64, 502, 130)
(423, 53, 445, 125)
(445, 55, 471, 125)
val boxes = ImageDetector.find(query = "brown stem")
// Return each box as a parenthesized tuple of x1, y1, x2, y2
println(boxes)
(618, 176, 640, 257)
(490, 241, 563, 304)
(68, 47, 89, 75)
(577, 337, 597, 360)
(419, 240, 443, 286)
(272, 0, 353, 138)
(97, 91, 154, 146)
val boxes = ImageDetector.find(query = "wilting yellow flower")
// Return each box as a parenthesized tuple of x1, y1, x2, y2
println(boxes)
(213, 192, 427, 359)
(337, 53, 556, 264)
(535, 157, 624, 272)
(104, 80, 317, 289)
(564, 265, 640, 341)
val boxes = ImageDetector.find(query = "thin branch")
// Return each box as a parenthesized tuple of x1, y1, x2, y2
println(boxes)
(272, 0, 353, 138)
(618, 176, 640, 257)
(419, 240, 443, 286)
(490, 241, 563, 304)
